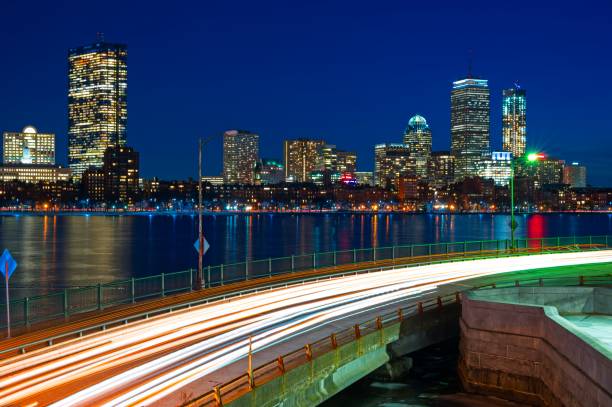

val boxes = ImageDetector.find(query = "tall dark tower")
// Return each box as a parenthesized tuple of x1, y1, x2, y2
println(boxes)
(450, 77, 490, 181)
(68, 41, 127, 180)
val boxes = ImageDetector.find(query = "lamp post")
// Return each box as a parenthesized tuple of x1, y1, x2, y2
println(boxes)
(196, 135, 219, 290)
(510, 152, 543, 250)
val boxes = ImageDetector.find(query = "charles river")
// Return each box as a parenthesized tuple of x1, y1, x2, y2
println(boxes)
(1, 212, 611, 406)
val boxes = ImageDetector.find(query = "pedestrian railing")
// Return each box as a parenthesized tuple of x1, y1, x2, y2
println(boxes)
(182, 273, 612, 407)
(0, 235, 610, 331)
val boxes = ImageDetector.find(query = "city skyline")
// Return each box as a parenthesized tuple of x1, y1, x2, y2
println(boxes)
(1, 1, 611, 185)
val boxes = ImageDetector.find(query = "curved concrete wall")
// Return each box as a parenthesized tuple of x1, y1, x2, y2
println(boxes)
(460, 287, 612, 406)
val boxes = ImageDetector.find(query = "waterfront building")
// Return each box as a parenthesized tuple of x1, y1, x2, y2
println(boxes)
(450, 78, 490, 181)
(563, 162, 587, 188)
(68, 41, 127, 180)
(516, 155, 565, 187)
(223, 130, 259, 184)
(255, 159, 285, 185)
(3, 126, 55, 165)
(403, 114, 432, 179)
(374, 143, 411, 188)
(284, 139, 325, 183)
(337, 150, 357, 174)
(81, 168, 105, 202)
(0, 164, 70, 183)
(201, 175, 224, 186)
(428, 151, 455, 189)
(478, 151, 513, 187)
(354, 171, 374, 186)
(103, 145, 139, 204)
(502, 85, 527, 157)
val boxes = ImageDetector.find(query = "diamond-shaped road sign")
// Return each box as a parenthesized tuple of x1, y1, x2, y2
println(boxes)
(193, 238, 210, 255)
(0, 249, 17, 279)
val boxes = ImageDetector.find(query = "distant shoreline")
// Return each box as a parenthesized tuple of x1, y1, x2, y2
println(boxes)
(0, 209, 610, 216)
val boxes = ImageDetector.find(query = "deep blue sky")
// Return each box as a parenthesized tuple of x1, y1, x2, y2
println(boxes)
(1, 0, 611, 185)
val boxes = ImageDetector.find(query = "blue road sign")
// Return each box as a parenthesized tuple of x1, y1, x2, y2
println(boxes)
(194, 238, 210, 255)
(0, 249, 17, 279)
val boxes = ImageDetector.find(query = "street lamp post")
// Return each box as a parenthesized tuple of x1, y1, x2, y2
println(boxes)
(510, 152, 543, 250)
(196, 135, 219, 290)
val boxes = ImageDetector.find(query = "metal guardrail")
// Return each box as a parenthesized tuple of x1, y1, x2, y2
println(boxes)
(0, 235, 609, 332)
(182, 273, 612, 407)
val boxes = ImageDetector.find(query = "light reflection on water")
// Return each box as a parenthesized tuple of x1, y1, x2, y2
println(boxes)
(0, 213, 610, 294)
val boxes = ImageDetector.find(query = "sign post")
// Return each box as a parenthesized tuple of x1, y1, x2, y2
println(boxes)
(193, 237, 210, 287)
(0, 249, 17, 338)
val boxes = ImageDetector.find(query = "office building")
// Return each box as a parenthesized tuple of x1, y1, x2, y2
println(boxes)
(403, 114, 432, 179)
(255, 159, 284, 185)
(336, 150, 357, 174)
(223, 130, 259, 184)
(450, 78, 490, 181)
(68, 41, 128, 180)
(563, 162, 587, 188)
(354, 171, 374, 186)
(81, 168, 105, 202)
(0, 165, 70, 183)
(502, 86, 527, 157)
(428, 151, 455, 188)
(374, 143, 411, 187)
(284, 139, 325, 182)
(516, 155, 565, 187)
(103, 145, 139, 204)
(3, 126, 55, 165)
(201, 176, 224, 186)
(478, 151, 513, 186)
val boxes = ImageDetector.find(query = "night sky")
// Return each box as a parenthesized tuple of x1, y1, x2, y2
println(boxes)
(1, 0, 611, 185)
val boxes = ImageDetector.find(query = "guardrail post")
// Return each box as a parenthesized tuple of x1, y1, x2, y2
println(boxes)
(354, 324, 361, 339)
(131, 277, 136, 302)
(397, 308, 403, 321)
(428, 244, 432, 257)
(24, 297, 30, 328)
(579, 275, 585, 286)
(515, 280, 520, 287)
(97, 284, 102, 310)
(373, 247, 377, 262)
(213, 385, 222, 407)
(330, 333, 338, 349)
(220, 264, 224, 285)
(268, 258, 272, 277)
(463, 242, 467, 255)
(539, 278, 544, 287)
(606, 235, 609, 248)
(207, 266, 211, 288)
(305, 344, 313, 361)
(417, 302, 423, 314)
(410, 245, 414, 257)
(161, 273, 165, 297)
(353, 248, 357, 263)
(589, 235, 593, 246)
(291, 255, 295, 271)
(376, 316, 383, 330)
(245, 261, 249, 280)
(480, 241, 483, 252)
(445, 243, 449, 255)
(277, 355, 285, 374)
(437, 296, 443, 308)
(455, 292, 461, 303)
(313, 253, 316, 269)
(333, 251, 337, 266)
(557, 236, 561, 248)
(392, 246, 395, 260)
(63, 288, 69, 320)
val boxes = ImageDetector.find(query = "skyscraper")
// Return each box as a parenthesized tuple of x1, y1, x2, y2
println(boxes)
(223, 130, 259, 184)
(403, 114, 432, 179)
(3, 125, 55, 165)
(428, 151, 455, 188)
(502, 85, 527, 157)
(450, 78, 490, 181)
(284, 139, 325, 182)
(68, 41, 127, 180)
(374, 143, 411, 187)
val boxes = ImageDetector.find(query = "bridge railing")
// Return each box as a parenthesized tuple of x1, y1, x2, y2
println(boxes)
(182, 273, 612, 407)
(0, 234, 610, 331)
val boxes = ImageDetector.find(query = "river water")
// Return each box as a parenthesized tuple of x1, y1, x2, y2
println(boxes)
(0, 212, 610, 294)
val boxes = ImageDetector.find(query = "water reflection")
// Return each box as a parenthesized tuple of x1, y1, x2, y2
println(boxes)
(0, 213, 609, 295)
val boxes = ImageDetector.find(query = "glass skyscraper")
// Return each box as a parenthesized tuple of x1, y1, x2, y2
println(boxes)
(450, 78, 490, 181)
(68, 42, 127, 180)
(502, 86, 527, 158)
(223, 130, 259, 184)
(403, 114, 432, 179)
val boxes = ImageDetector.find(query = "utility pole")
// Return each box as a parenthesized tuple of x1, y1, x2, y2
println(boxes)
(197, 138, 203, 289)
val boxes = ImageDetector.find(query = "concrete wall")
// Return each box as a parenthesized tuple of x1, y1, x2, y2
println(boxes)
(460, 287, 612, 406)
